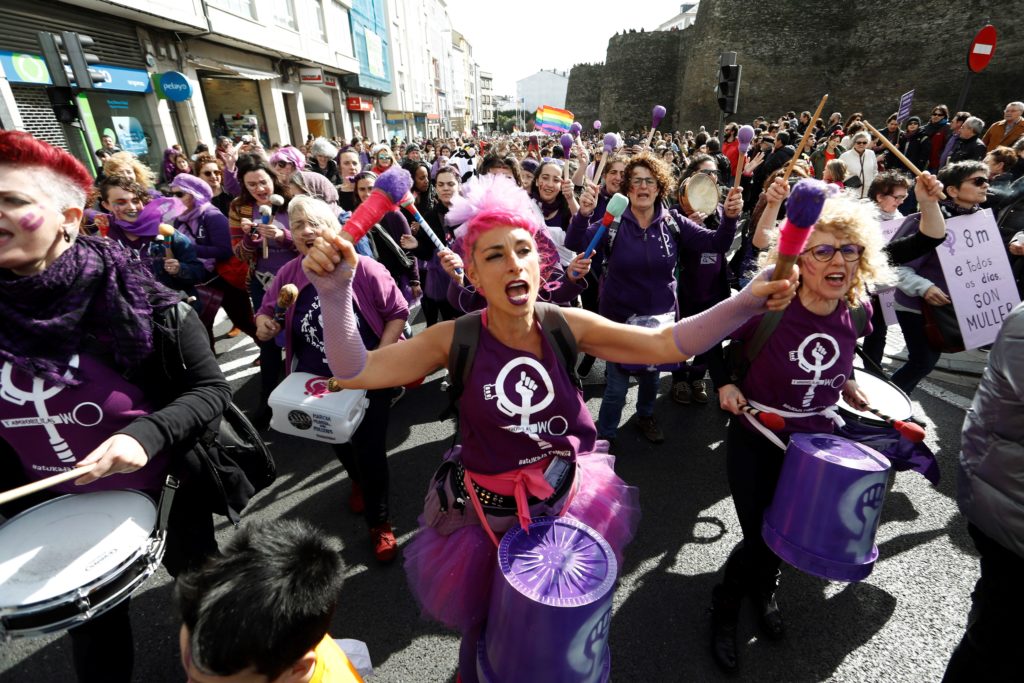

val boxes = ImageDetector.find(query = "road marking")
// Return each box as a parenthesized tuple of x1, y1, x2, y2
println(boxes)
(225, 366, 261, 383)
(218, 353, 260, 374)
(918, 379, 974, 412)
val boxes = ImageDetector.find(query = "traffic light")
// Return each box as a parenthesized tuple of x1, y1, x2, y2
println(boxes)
(717, 64, 742, 114)
(45, 86, 80, 124)
(36, 31, 107, 90)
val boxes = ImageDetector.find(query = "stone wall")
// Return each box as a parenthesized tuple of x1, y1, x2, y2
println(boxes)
(564, 63, 603, 129)
(567, 1, 1022, 135)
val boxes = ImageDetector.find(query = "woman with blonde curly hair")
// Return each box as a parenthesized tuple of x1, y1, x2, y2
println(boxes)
(102, 151, 156, 191)
(707, 185, 896, 674)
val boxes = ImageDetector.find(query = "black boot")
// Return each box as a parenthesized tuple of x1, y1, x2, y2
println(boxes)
(752, 571, 785, 640)
(710, 584, 741, 673)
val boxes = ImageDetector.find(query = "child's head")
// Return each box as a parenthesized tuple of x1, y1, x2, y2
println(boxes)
(176, 519, 344, 683)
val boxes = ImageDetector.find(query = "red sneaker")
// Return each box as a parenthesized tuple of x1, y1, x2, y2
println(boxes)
(348, 482, 365, 514)
(371, 523, 397, 563)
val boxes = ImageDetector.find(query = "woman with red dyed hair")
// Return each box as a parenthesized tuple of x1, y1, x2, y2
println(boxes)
(0, 131, 231, 682)
(302, 173, 799, 681)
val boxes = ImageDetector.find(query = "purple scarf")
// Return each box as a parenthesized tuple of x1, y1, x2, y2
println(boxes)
(112, 196, 185, 237)
(0, 236, 182, 385)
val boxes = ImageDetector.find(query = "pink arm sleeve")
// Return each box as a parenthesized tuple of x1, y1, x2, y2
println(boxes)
(672, 269, 771, 357)
(306, 262, 367, 380)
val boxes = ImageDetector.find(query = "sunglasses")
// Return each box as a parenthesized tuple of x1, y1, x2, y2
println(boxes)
(698, 168, 719, 177)
(966, 176, 990, 187)
(931, 111, 943, 116)
(201, 170, 222, 178)
(803, 244, 865, 262)
(171, 191, 189, 199)
(272, 161, 291, 168)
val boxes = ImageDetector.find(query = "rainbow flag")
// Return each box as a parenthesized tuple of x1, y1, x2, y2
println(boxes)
(534, 105, 574, 133)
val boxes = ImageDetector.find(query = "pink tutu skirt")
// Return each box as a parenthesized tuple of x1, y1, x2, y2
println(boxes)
(403, 442, 640, 633)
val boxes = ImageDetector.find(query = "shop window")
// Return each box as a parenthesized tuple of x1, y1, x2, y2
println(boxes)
(313, 0, 328, 41)
(274, 0, 298, 30)
(209, 0, 257, 20)
(81, 92, 158, 170)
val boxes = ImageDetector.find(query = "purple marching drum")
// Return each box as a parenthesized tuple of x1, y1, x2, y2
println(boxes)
(762, 433, 891, 582)
(477, 517, 616, 683)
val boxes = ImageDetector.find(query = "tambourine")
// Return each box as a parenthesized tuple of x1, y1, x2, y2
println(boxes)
(684, 173, 721, 215)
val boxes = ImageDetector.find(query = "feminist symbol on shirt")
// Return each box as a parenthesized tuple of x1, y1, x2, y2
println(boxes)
(0, 356, 104, 463)
(485, 357, 564, 449)
(788, 333, 842, 408)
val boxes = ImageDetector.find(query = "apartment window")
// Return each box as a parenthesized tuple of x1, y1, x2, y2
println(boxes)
(313, 0, 328, 41)
(208, 0, 256, 20)
(274, 0, 298, 30)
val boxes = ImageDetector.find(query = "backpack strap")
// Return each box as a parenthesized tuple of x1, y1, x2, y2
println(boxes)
(744, 310, 784, 366)
(850, 302, 869, 336)
(534, 302, 581, 389)
(445, 311, 482, 413)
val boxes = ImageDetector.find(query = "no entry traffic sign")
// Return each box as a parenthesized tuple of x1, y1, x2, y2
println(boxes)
(968, 24, 997, 73)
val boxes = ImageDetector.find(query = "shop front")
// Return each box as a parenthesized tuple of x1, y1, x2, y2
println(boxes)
(346, 95, 376, 140)
(300, 68, 346, 140)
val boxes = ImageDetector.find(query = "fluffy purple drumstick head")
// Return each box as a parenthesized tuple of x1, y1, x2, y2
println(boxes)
(737, 125, 756, 153)
(570, 122, 582, 136)
(560, 133, 574, 157)
(593, 120, 602, 130)
(603, 133, 618, 153)
(651, 105, 667, 128)
(373, 166, 414, 203)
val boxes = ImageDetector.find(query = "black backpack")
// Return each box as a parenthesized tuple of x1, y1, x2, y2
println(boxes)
(727, 303, 869, 384)
(445, 303, 580, 420)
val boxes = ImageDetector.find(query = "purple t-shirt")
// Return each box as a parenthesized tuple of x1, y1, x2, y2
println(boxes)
(291, 287, 379, 376)
(459, 320, 596, 475)
(0, 355, 167, 494)
(735, 297, 873, 436)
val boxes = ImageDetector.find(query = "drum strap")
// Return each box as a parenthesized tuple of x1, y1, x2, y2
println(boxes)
(155, 475, 179, 537)
(743, 399, 846, 450)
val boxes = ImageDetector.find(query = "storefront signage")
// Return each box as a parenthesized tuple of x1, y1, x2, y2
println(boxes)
(0, 51, 151, 93)
(323, 74, 338, 89)
(154, 71, 193, 102)
(347, 96, 373, 112)
(299, 68, 324, 85)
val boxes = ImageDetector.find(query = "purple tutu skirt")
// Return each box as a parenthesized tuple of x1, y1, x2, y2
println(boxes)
(403, 442, 640, 634)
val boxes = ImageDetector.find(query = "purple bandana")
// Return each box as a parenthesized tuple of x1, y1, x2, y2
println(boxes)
(112, 196, 185, 237)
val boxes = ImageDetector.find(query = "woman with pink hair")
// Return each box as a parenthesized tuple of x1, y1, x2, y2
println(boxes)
(303, 173, 799, 681)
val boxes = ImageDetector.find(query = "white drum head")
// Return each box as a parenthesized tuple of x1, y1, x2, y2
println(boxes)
(685, 173, 721, 215)
(838, 372, 912, 422)
(0, 491, 156, 607)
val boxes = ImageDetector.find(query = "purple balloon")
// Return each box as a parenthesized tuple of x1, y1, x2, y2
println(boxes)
(593, 120, 602, 130)
(651, 105, 667, 128)
(570, 122, 582, 136)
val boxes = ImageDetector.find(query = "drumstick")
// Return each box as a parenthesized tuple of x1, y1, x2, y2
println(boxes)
(862, 403, 927, 442)
(863, 121, 946, 200)
(740, 404, 786, 430)
(782, 94, 828, 182)
(0, 464, 97, 506)
(733, 125, 755, 188)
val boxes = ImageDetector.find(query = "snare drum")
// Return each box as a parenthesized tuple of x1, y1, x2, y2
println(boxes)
(837, 371, 913, 428)
(0, 489, 167, 639)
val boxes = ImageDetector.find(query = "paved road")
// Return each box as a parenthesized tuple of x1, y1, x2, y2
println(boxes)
(1, 318, 982, 683)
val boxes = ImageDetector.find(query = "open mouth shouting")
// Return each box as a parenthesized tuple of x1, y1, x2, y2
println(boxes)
(505, 279, 531, 305)
(824, 271, 847, 289)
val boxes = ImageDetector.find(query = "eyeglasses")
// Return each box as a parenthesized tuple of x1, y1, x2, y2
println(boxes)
(931, 111, 943, 116)
(886, 193, 909, 201)
(201, 170, 222, 178)
(803, 244, 865, 262)
(698, 169, 719, 177)
(966, 176, 990, 187)
(630, 177, 658, 187)
(171, 191, 188, 199)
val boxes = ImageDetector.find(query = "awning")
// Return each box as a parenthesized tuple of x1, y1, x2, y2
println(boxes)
(189, 57, 278, 81)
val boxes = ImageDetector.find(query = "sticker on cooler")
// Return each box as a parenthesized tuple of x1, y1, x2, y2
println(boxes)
(269, 372, 368, 443)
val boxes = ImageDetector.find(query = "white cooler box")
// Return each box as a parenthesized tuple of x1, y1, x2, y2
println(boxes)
(268, 372, 368, 443)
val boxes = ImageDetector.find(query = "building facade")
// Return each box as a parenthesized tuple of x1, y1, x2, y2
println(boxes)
(516, 69, 569, 116)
